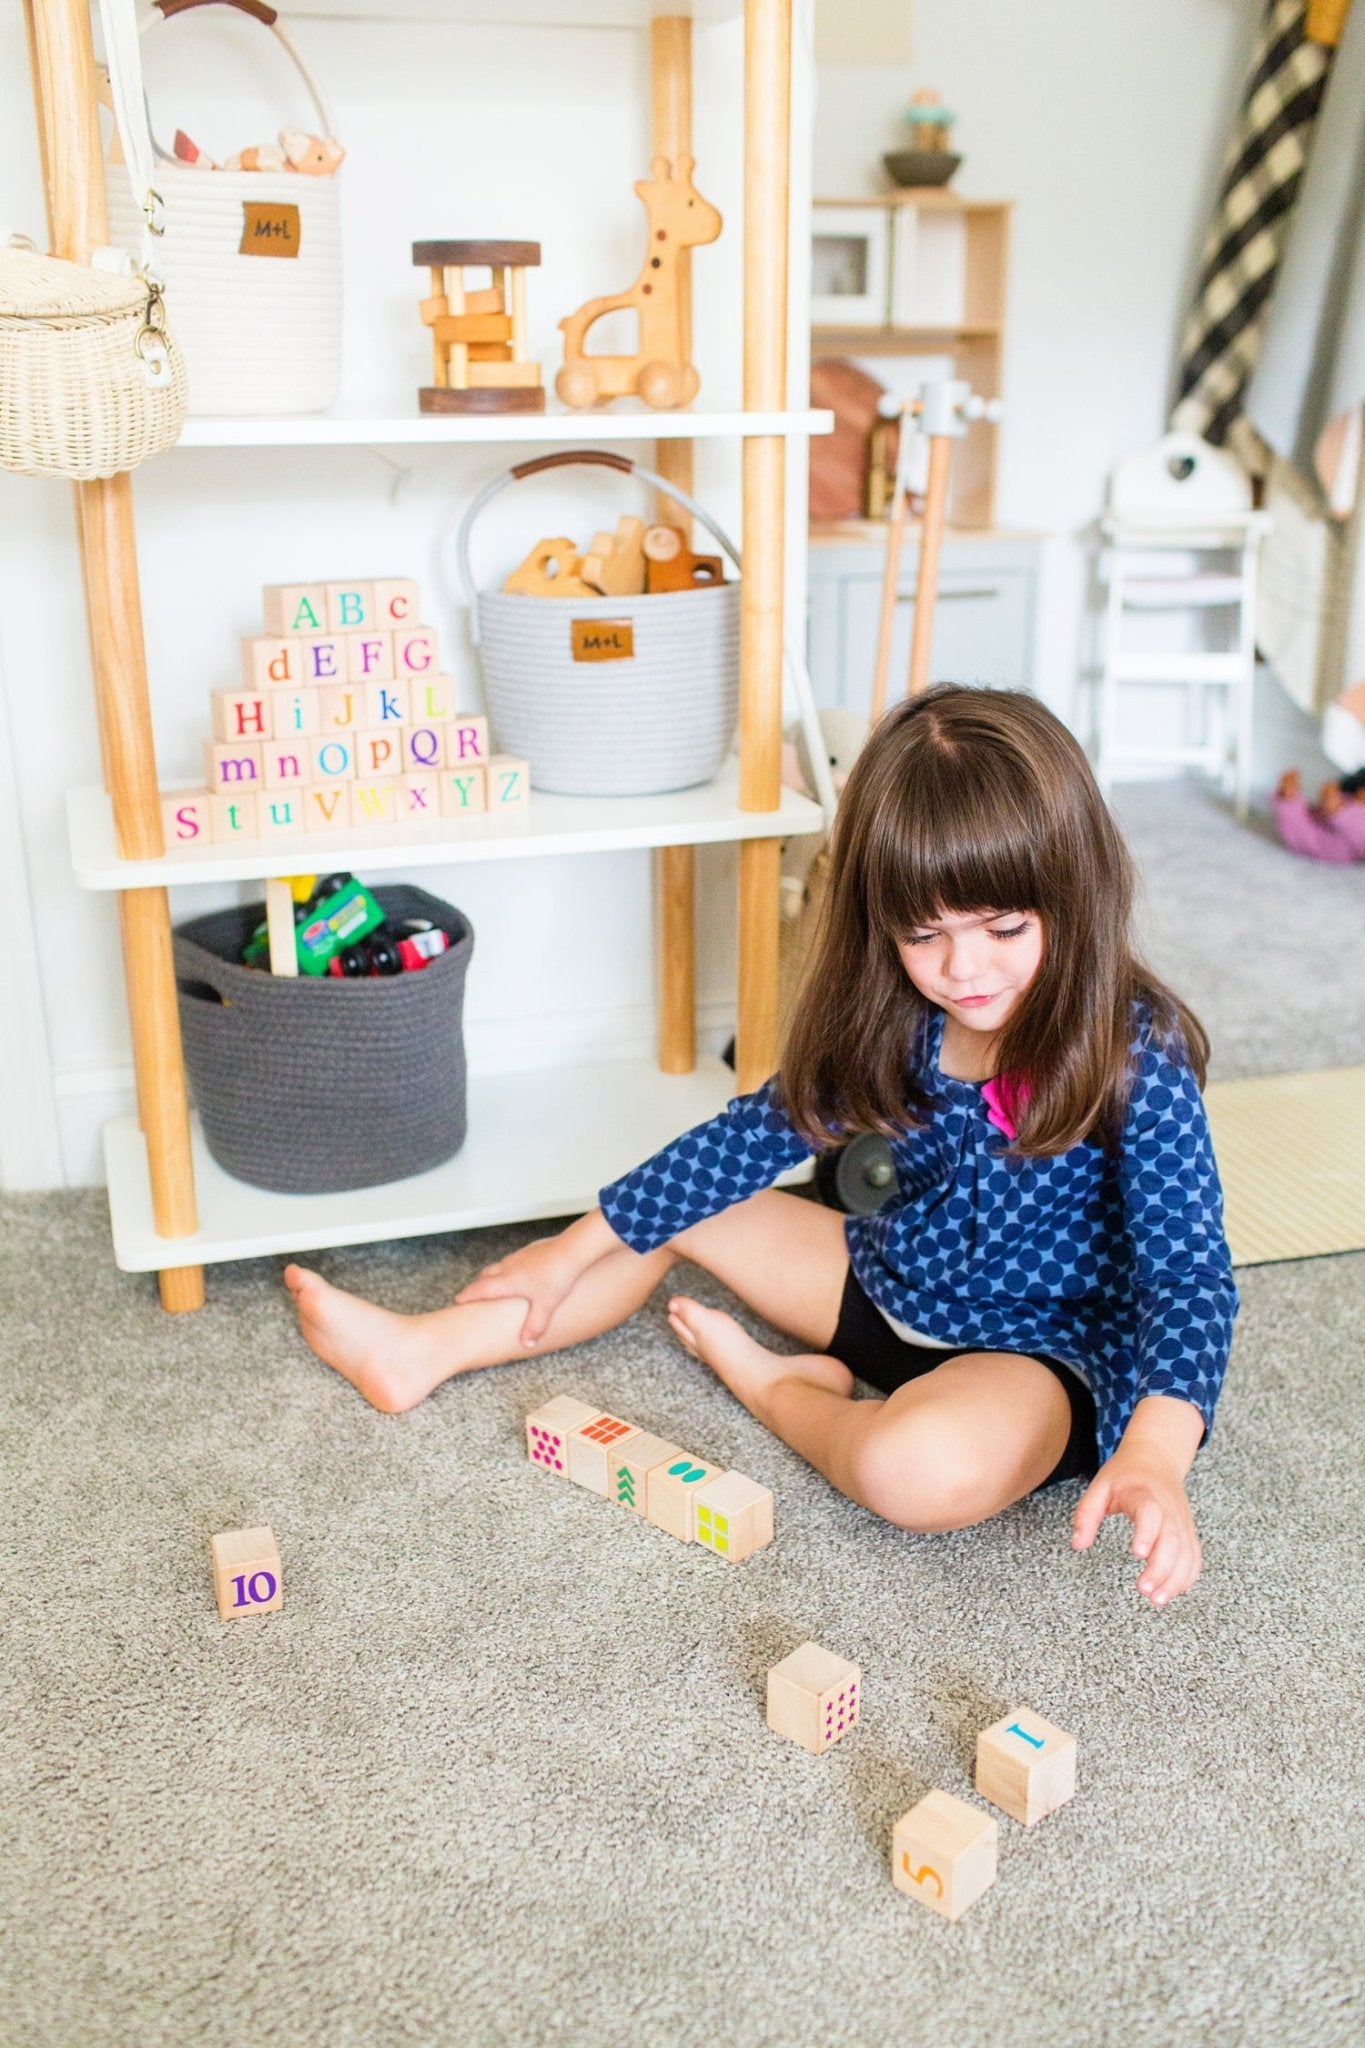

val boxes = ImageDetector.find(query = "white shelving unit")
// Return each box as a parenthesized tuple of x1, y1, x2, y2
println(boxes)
(176, 407, 830, 449)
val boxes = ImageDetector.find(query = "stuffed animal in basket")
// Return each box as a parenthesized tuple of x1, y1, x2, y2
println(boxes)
(174, 127, 345, 175)
(780, 705, 869, 918)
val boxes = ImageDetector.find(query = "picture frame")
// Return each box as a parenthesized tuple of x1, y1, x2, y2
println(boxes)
(811, 206, 891, 327)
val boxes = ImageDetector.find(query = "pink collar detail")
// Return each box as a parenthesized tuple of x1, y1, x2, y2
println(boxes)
(981, 1072, 1030, 1140)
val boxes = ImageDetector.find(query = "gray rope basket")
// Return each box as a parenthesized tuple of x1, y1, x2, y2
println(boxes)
(459, 449, 741, 797)
(174, 886, 473, 1195)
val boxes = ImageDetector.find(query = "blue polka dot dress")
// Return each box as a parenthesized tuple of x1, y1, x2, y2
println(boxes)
(600, 1004, 1238, 1463)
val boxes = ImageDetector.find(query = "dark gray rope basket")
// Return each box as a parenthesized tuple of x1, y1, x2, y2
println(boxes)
(174, 885, 474, 1194)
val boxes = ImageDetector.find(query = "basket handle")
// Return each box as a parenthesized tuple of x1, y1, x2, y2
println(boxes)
(113, 0, 339, 161)
(156, 0, 278, 21)
(456, 450, 741, 642)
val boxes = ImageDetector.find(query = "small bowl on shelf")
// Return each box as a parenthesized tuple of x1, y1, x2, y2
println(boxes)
(883, 149, 961, 189)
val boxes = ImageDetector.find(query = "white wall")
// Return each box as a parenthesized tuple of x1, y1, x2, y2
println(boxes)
(0, 4, 814, 1192)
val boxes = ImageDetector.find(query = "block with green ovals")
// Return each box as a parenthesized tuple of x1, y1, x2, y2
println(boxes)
(644, 1451, 726, 1543)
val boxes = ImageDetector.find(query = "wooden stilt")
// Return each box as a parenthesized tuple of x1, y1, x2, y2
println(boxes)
(907, 433, 952, 698)
(656, 844, 696, 1074)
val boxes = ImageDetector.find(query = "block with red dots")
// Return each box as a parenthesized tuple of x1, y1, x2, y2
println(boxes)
(765, 1641, 861, 1754)
(525, 1395, 600, 1478)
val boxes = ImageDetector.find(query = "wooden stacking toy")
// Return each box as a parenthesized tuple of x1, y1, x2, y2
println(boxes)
(159, 577, 529, 850)
(525, 1394, 774, 1563)
(414, 240, 545, 414)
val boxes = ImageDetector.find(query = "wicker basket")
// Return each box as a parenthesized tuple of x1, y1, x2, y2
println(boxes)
(105, 0, 343, 417)
(174, 886, 474, 1194)
(459, 450, 742, 797)
(0, 238, 187, 480)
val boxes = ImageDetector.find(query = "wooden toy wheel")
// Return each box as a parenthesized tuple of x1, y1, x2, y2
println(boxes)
(637, 359, 697, 409)
(556, 361, 600, 409)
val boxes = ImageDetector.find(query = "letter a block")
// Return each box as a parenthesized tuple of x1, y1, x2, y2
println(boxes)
(607, 1432, 684, 1516)
(526, 1394, 600, 1476)
(645, 1452, 724, 1543)
(975, 1708, 1076, 1825)
(565, 1412, 639, 1495)
(766, 1641, 860, 1752)
(693, 1470, 773, 1563)
(892, 1791, 997, 1921)
(210, 1526, 283, 1621)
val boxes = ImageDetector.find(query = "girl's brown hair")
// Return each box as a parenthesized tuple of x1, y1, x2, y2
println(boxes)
(779, 685, 1207, 1157)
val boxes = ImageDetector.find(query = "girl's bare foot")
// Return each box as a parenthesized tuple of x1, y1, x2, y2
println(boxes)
(284, 1264, 470, 1414)
(667, 1294, 853, 1427)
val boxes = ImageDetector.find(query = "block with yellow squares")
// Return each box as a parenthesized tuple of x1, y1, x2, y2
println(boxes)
(691, 1471, 774, 1563)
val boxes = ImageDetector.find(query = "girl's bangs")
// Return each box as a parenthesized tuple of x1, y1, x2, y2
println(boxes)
(862, 776, 1045, 938)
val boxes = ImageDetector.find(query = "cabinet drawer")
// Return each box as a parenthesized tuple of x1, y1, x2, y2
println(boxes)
(809, 563, 1036, 709)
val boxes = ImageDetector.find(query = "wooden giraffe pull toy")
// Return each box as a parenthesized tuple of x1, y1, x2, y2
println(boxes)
(642, 524, 725, 593)
(556, 155, 722, 411)
(503, 538, 598, 598)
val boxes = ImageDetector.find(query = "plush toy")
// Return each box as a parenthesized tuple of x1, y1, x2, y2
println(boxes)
(780, 705, 869, 917)
(171, 128, 219, 170)
(220, 128, 345, 175)
(1272, 767, 1365, 863)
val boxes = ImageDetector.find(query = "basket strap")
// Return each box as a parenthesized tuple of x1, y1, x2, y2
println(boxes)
(98, 0, 164, 277)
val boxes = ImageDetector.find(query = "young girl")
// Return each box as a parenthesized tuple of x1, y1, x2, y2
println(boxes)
(286, 685, 1238, 1610)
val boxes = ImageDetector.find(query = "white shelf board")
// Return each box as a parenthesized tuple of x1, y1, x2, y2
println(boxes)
(283, 0, 741, 23)
(104, 1056, 748, 1271)
(69, 765, 822, 892)
(173, 407, 833, 450)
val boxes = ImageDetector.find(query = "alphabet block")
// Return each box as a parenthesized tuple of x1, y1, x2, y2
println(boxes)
(346, 631, 394, 682)
(526, 1394, 601, 1475)
(445, 713, 490, 766)
(372, 577, 420, 628)
(606, 1432, 684, 1516)
(203, 740, 263, 793)
(355, 729, 403, 779)
(363, 679, 409, 726)
(404, 725, 446, 773)
(395, 626, 439, 676)
(310, 736, 356, 783)
(319, 685, 361, 732)
(241, 637, 302, 690)
(302, 784, 352, 832)
(211, 689, 270, 742)
(258, 793, 304, 837)
(262, 743, 308, 789)
(299, 634, 345, 684)
(162, 789, 212, 847)
(325, 580, 374, 632)
(566, 1412, 639, 1495)
(766, 1642, 859, 1752)
(975, 1709, 1076, 1826)
(409, 674, 456, 725)
(645, 1452, 724, 1543)
(440, 767, 486, 817)
(270, 688, 321, 740)
(262, 583, 327, 636)
(210, 1526, 283, 1621)
(398, 772, 440, 821)
(693, 1470, 773, 1563)
(892, 1791, 997, 1922)
(211, 790, 259, 842)
(351, 782, 396, 827)
(486, 755, 531, 809)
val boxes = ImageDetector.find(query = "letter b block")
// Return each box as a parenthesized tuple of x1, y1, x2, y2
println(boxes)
(766, 1641, 859, 1751)
(975, 1708, 1076, 1825)
(892, 1791, 997, 1921)
(210, 1526, 283, 1621)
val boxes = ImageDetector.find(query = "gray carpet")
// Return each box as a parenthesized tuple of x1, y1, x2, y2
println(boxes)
(3, 779, 1363, 2048)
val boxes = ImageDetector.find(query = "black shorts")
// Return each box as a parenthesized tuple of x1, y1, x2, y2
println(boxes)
(829, 1269, 1100, 1490)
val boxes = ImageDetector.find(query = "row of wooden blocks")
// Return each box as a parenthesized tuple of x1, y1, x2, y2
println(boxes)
(526, 1394, 774, 1562)
(240, 626, 443, 693)
(765, 1640, 1077, 1923)
(212, 677, 477, 745)
(164, 757, 528, 845)
(263, 579, 421, 638)
(201, 712, 495, 793)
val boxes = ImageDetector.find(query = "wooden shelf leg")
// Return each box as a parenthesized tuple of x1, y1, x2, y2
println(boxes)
(655, 844, 696, 1074)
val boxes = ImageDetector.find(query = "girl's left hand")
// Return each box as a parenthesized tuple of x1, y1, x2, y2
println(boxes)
(1070, 1452, 1203, 1607)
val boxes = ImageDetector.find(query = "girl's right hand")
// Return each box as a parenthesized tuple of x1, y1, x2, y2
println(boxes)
(455, 1234, 587, 1347)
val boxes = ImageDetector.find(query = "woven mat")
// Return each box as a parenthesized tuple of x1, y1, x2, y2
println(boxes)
(1206, 1065, 1365, 1267)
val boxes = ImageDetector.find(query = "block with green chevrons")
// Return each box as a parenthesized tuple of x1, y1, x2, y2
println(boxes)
(606, 1432, 684, 1516)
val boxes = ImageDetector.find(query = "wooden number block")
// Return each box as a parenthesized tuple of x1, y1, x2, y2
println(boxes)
(395, 627, 439, 677)
(262, 743, 308, 789)
(581, 515, 647, 597)
(398, 771, 439, 821)
(211, 1526, 283, 1621)
(262, 582, 327, 636)
(351, 782, 396, 827)
(404, 725, 445, 773)
(606, 1432, 684, 1516)
(211, 790, 259, 842)
(373, 577, 420, 628)
(302, 784, 352, 832)
(271, 688, 321, 740)
(892, 1791, 997, 1922)
(410, 674, 455, 725)
(162, 789, 212, 847)
(241, 636, 302, 689)
(975, 1708, 1077, 1826)
(325, 581, 374, 632)
(446, 714, 490, 766)
(310, 736, 356, 783)
(300, 635, 346, 684)
(203, 740, 263, 793)
(766, 1641, 859, 1751)
(355, 729, 403, 779)
(694, 1471, 774, 1564)
(526, 1394, 600, 1476)
(645, 1453, 725, 1543)
(258, 794, 304, 837)
(440, 767, 487, 816)
(486, 755, 530, 809)
(346, 631, 394, 682)
(566, 1412, 639, 1495)
(320, 685, 361, 732)
(211, 689, 270, 742)
(363, 680, 409, 726)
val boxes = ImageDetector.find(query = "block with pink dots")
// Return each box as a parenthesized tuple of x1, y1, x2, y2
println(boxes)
(765, 1641, 861, 1755)
(525, 1395, 600, 1476)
